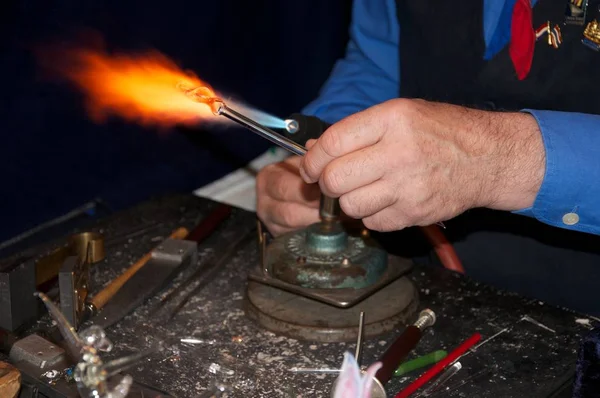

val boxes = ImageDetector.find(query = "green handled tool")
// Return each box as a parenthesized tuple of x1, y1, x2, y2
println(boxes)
(394, 350, 448, 377)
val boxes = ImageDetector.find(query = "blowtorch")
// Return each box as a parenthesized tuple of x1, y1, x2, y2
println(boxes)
(178, 83, 317, 155)
(178, 81, 329, 154)
(213, 101, 309, 156)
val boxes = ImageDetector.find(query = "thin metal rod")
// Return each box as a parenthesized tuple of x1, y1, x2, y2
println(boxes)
(289, 367, 341, 374)
(416, 361, 462, 397)
(0, 200, 98, 252)
(355, 311, 365, 365)
(35, 292, 84, 358)
(216, 104, 307, 156)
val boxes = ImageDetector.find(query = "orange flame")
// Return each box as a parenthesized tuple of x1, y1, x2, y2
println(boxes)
(40, 44, 219, 127)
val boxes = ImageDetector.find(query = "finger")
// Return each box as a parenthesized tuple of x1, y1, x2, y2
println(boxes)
(362, 205, 407, 232)
(265, 166, 321, 205)
(300, 109, 386, 183)
(267, 200, 321, 231)
(268, 223, 297, 237)
(282, 155, 302, 167)
(319, 145, 386, 197)
(256, 196, 314, 237)
(257, 159, 320, 206)
(338, 180, 397, 219)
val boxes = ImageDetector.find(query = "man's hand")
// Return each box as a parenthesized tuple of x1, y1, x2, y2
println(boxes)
(256, 156, 321, 236)
(299, 99, 546, 232)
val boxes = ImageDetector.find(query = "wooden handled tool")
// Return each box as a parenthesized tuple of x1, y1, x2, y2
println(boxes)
(0, 362, 21, 398)
(89, 227, 189, 311)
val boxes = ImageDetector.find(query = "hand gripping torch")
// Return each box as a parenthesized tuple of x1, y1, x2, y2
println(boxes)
(207, 99, 339, 220)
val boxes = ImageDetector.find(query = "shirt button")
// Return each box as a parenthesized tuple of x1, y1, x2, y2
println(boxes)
(562, 212, 580, 225)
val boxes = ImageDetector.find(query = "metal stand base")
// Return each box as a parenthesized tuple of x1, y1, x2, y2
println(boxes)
(244, 257, 419, 342)
(248, 254, 413, 308)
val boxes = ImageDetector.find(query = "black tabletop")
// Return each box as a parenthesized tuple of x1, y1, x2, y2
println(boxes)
(14, 194, 597, 397)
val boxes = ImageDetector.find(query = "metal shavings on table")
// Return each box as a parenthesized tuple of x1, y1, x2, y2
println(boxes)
(16, 195, 590, 397)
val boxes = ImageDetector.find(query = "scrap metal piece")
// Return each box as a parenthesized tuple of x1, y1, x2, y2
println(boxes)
(521, 315, 557, 334)
(0, 258, 37, 331)
(59, 255, 90, 329)
(90, 238, 198, 329)
(9, 334, 67, 370)
(69, 232, 105, 264)
(36, 246, 71, 288)
(36, 231, 105, 288)
(197, 383, 229, 398)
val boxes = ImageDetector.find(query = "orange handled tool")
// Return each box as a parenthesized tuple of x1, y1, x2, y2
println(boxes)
(0, 362, 20, 398)
(89, 227, 189, 311)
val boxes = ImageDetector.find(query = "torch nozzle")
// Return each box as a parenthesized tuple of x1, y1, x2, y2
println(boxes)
(177, 82, 307, 156)
(284, 119, 299, 134)
(215, 103, 307, 157)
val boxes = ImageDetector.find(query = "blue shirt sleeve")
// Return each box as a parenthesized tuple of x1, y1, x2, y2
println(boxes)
(302, 0, 600, 236)
(301, 0, 399, 124)
(515, 110, 600, 235)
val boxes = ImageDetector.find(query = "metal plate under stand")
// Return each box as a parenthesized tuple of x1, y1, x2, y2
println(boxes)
(247, 255, 413, 308)
(245, 256, 419, 342)
(249, 221, 414, 308)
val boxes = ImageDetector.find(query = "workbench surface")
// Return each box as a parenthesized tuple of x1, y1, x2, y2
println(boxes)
(22, 195, 596, 397)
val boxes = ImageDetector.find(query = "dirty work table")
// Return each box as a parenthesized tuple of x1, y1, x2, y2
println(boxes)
(21, 194, 595, 397)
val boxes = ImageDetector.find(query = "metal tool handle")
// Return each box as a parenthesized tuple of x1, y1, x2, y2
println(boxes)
(320, 195, 340, 222)
(283, 114, 339, 223)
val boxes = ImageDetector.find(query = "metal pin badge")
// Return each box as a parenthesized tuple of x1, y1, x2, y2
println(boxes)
(564, 0, 589, 26)
(582, 19, 600, 51)
(535, 21, 563, 49)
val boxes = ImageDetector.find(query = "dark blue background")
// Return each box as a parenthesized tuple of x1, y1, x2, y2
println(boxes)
(0, 1, 351, 243)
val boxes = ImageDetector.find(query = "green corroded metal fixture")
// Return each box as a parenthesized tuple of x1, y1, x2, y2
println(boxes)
(265, 195, 388, 290)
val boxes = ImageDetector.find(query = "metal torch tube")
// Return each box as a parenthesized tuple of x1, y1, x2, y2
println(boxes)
(216, 103, 307, 156)
(214, 102, 341, 225)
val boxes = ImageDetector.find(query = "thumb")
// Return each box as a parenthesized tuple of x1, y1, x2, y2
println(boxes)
(305, 139, 317, 149)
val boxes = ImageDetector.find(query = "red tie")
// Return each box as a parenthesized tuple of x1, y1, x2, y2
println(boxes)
(509, 0, 535, 80)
